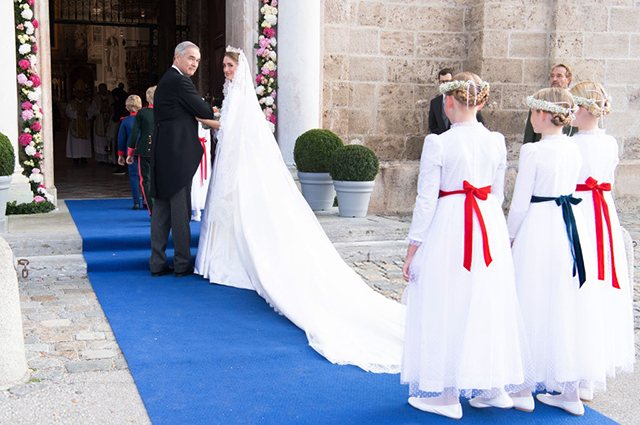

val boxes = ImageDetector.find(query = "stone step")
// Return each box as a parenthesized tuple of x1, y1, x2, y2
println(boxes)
(2, 232, 83, 258)
(334, 240, 406, 263)
(13, 254, 87, 279)
(316, 209, 410, 243)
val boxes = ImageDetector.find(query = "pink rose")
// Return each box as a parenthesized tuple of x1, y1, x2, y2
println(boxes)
(255, 74, 262, 84)
(39, 184, 46, 188)
(272, 0, 278, 6)
(261, 66, 269, 75)
(32, 19, 39, 29)
(34, 152, 42, 158)
(259, 38, 271, 48)
(17, 74, 28, 85)
(34, 196, 45, 203)
(28, 0, 34, 5)
(30, 74, 41, 88)
(25, 80, 34, 87)
(269, 71, 276, 77)
(32, 168, 40, 174)
(19, 133, 32, 146)
(269, 115, 276, 124)
(17, 24, 24, 30)
(19, 59, 31, 70)
(22, 101, 33, 110)
(263, 28, 275, 38)
(30, 121, 41, 132)
(33, 44, 38, 53)
(256, 47, 265, 57)
(22, 109, 34, 121)
(271, 90, 277, 98)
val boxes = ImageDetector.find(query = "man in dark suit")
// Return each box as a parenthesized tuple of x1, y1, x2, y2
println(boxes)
(428, 68, 484, 134)
(149, 41, 214, 278)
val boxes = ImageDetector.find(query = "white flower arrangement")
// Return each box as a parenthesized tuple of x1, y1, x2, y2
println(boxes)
(525, 96, 576, 115)
(25, 145, 36, 156)
(572, 95, 597, 108)
(255, 0, 278, 132)
(439, 80, 490, 95)
(19, 44, 31, 54)
(21, 9, 33, 20)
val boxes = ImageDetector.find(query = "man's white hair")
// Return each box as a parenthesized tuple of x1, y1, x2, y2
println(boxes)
(174, 41, 199, 58)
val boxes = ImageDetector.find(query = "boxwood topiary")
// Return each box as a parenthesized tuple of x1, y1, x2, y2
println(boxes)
(0, 132, 15, 176)
(329, 145, 379, 182)
(293, 129, 343, 173)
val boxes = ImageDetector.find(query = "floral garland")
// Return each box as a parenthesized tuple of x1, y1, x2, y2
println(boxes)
(14, 0, 53, 203)
(254, 0, 278, 133)
(525, 96, 577, 115)
(439, 80, 490, 95)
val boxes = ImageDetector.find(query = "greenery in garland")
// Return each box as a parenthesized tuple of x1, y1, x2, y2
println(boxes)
(6, 200, 55, 215)
(294, 129, 344, 173)
(329, 145, 380, 182)
(0, 132, 16, 176)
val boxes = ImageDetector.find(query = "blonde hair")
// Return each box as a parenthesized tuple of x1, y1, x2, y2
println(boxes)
(125, 95, 142, 112)
(570, 81, 611, 118)
(530, 88, 574, 127)
(441, 72, 490, 106)
(146, 86, 157, 105)
(224, 51, 239, 64)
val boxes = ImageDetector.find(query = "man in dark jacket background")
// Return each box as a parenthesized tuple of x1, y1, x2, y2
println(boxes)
(149, 41, 214, 278)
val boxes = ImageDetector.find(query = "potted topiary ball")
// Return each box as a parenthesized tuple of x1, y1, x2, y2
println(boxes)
(293, 129, 343, 211)
(329, 144, 379, 218)
(0, 132, 15, 220)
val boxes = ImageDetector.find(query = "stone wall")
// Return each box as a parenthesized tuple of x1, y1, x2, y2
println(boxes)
(321, 0, 640, 214)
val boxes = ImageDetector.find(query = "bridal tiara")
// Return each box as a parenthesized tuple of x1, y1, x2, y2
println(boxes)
(226, 46, 243, 54)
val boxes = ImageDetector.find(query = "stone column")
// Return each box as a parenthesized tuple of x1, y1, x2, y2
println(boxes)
(0, 1, 32, 205)
(0, 237, 28, 388)
(277, 0, 322, 164)
(226, 0, 258, 78)
(35, 0, 56, 203)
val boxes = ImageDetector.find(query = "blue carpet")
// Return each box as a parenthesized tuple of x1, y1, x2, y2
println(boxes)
(66, 199, 618, 425)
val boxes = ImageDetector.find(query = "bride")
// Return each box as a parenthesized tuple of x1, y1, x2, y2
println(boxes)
(194, 47, 405, 373)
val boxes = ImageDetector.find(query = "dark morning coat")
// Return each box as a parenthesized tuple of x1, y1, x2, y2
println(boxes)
(151, 67, 213, 199)
(128, 107, 154, 157)
(428, 94, 486, 135)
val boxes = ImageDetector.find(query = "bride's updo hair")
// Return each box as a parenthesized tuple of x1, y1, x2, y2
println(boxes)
(224, 51, 239, 64)
(570, 81, 611, 118)
(440, 72, 490, 106)
(528, 88, 575, 127)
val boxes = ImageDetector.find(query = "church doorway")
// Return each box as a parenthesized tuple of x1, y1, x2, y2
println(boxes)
(48, 0, 226, 199)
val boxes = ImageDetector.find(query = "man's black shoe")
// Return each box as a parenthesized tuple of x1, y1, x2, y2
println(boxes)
(174, 266, 194, 278)
(151, 265, 174, 277)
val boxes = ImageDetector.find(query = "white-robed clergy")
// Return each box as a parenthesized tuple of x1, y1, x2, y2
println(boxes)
(66, 80, 92, 161)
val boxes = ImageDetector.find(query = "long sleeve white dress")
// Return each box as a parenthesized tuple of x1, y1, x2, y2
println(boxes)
(194, 51, 405, 373)
(508, 135, 606, 392)
(572, 129, 635, 381)
(401, 122, 531, 399)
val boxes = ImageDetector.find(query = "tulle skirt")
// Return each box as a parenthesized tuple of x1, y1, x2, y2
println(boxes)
(512, 201, 610, 392)
(401, 195, 532, 398)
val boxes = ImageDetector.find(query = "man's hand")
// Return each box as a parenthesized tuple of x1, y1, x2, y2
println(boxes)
(126, 155, 134, 165)
(118, 155, 126, 166)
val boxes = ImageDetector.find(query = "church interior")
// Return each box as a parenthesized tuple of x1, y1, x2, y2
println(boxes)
(50, 0, 225, 199)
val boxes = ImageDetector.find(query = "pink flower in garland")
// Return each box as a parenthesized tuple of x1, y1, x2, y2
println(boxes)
(30, 74, 41, 87)
(261, 66, 269, 75)
(22, 101, 33, 110)
(33, 44, 37, 53)
(30, 121, 41, 132)
(19, 133, 32, 147)
(263, 28, 275, 38)
(32, 168, 40, 174)
(22, 109, 34, 121)
(269, 115, 276, 124)
(272, 0, 278, 6)
(34, 196, 45, 203)
(34, 151, 42, 159)
(259, 38, 271, 48)
(19, 59, 30, 70)
(269, 71, 276, 77)
(32, 19, 39, 29)
(17, 24, 24, 30)
(17, 73, 28, 85)
(28, 0, 34, 5)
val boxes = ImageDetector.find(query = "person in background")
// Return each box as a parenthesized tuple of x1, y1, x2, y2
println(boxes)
(117, 95, 142, 210)
(428, 68, 485, 134)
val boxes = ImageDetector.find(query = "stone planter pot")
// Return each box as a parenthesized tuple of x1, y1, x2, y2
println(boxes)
(333, 180, 375, 218)
(0, 175, 12, 221)
(298, 171, 335, 211)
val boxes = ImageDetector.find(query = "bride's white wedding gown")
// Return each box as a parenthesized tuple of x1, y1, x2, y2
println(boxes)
(195, 51, 405, 373)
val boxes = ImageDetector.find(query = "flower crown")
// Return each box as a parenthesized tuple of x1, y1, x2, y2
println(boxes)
(439, 80, 490, 95)
(525, 96, 577, 115)
(225, 46, 243, 54)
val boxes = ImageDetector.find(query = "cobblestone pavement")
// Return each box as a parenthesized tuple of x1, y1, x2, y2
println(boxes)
(1, 212, 638, 424)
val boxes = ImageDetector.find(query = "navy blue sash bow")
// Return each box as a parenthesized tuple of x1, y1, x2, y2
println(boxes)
(531, 194, 586, 288)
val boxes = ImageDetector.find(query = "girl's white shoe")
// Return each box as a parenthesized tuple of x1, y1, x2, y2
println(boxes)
(408, 397, 463, 420)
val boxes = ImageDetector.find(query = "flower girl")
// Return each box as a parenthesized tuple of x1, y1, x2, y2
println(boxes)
(508, 88, 603, 416)
(570, 82, 635, 400)
(402, 72, 531, 420)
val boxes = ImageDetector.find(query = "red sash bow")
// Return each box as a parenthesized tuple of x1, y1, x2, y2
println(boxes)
(576, 177, 619, 289)
(439, 181, 493, 271)
(199, 137, 207, 187)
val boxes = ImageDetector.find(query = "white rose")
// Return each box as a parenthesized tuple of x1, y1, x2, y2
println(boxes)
(269, 51, 277, 61)
(28, 90, 39, 102)
(269, 78, 274, 83)
(30, 55, 37, 66)
(45, 193, 54, 203)
(38, 186, 46, 194)
(19, 44, 31, 55)
(270, 37, 277, 47)
(264, 97, 274, 106)
(25, 145, 37, 156)
(21, 9, 33, 20)
(25, 22, 34, 35)
(256, 86, 265, 96)
(265, 14, 277, 26)
(259, 97, 267, 105)
(29, 173, 43, 184)
(264, 61, 276, 71)
(34, 111, 43, 119)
